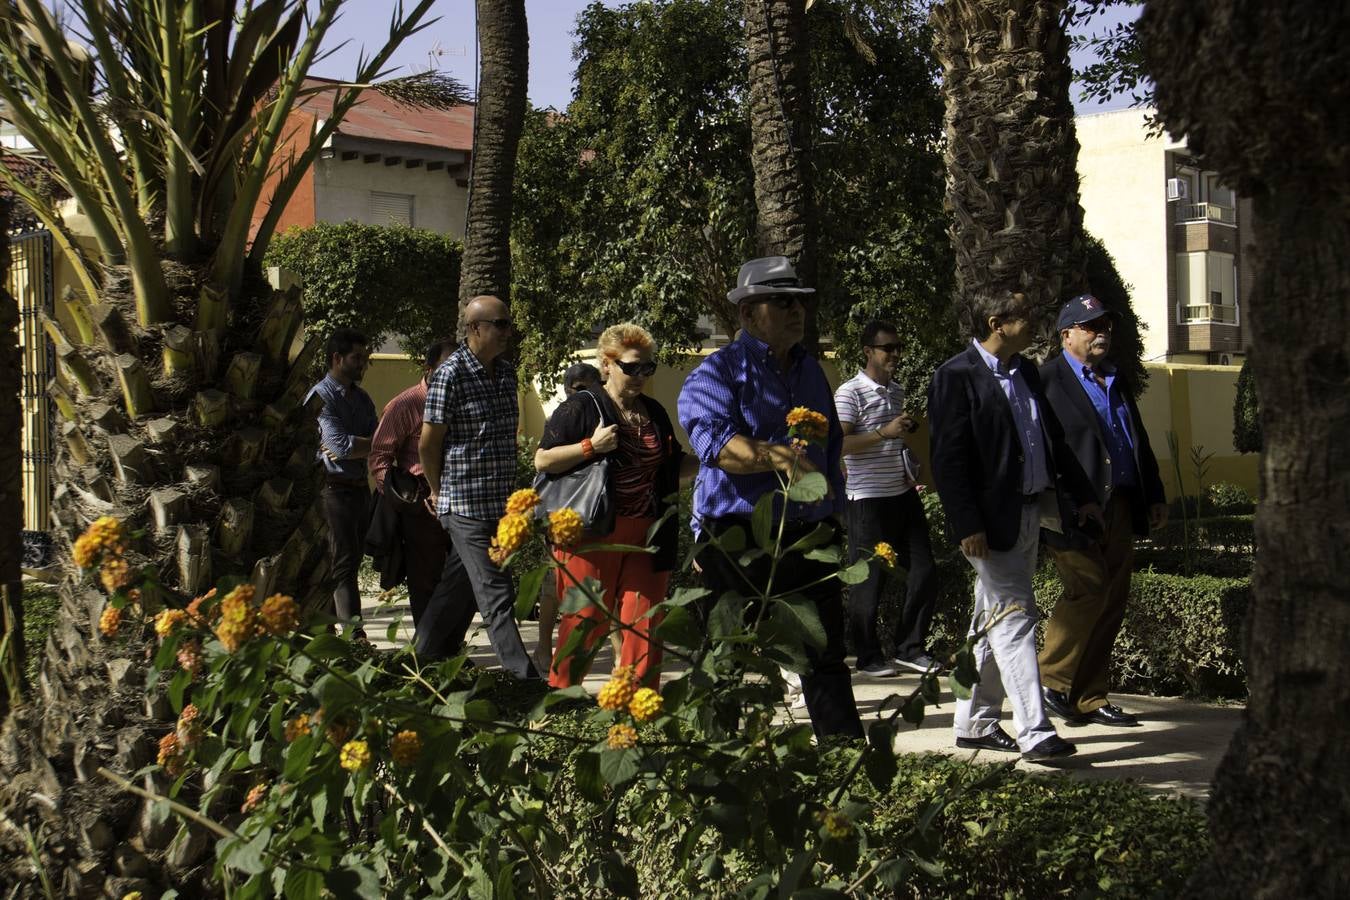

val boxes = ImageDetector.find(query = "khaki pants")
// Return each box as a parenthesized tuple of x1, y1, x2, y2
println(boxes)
(1040, 492, 1135, 714)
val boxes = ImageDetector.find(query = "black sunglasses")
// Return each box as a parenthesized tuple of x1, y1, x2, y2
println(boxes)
(470, 318, 513, 330)
(614, 359, 658, 378)
(752, 294, 802, 311)
(867, 342, 902, 354)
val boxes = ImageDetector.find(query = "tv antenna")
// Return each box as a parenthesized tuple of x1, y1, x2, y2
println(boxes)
(427, 41, 469, 71)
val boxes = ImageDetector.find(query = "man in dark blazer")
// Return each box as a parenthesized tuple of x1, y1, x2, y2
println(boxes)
(1038, 295, 1168, 727)
(929, 289, 1102, 762)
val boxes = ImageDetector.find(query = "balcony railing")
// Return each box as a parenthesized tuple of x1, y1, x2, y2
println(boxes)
(1175, 202, 1236, 225)
(1182, 303, 1238, 324)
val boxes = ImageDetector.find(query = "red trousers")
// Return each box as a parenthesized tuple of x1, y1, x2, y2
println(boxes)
(548, 515, 669, 688)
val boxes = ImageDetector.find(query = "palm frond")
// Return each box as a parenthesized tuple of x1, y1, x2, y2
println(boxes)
(370, 71, 473, 110)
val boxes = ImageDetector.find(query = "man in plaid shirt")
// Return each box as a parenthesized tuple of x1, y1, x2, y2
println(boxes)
(416, 295, 539, 680)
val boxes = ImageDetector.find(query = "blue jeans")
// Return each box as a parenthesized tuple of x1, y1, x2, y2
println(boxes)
(414, 513, 540, 681)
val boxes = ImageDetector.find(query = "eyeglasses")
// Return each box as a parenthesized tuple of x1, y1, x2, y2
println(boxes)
(1074, 319, 1113, 334)
(752, 295, 802, 311)
(470, 318, 513, 330)
(867, 342, 902, 354)
(614, 359, 658, 378)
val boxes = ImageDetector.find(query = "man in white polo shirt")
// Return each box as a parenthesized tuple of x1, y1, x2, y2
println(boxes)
(835, 320, 940, 677)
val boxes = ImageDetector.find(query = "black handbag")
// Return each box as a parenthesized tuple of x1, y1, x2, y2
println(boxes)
(533, 391, 616, 538)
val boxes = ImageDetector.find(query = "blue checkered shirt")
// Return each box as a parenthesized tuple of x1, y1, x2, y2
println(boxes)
(424, 344, 519, 520)
(678, 331, 845, 535)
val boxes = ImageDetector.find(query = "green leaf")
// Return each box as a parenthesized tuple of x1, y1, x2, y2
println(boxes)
(283, 867, 325, 900)
(574, 751, 606, 802)
(787, 521, 835, 553)
(864, 746, 898, 791)
(665, 586, 710, 608)
(495, 861, 517, 900)
(325, 863, 382, 899)
(167, 668, 190, 711)
(313, 672, 361, 714)
(283, 735, 318, 781)
(752, 492, 777, 549)
(655, 604, 702, 649)
(599, 747, 639, 786)
(803, 545, 841, 565)
(715, 526, 746, 554)
(225, 826, 271, 875)
(302, 633, 348, 660)
(947, 672, 973, 701)
(515, 564, 548, 620)
(778, 848, 818, 898)
(773, 596, 826, 650)
(786, 471, 828, 503)
(837, 559, 871, 585)
(708, 595, 745, 640)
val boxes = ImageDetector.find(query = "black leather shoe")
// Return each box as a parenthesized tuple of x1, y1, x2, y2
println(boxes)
(1081, 703, 1140, 727)
(1042, 687, 1085, 722)
(955, 727, 1019, 753)
(1022, 735, 1077, 762)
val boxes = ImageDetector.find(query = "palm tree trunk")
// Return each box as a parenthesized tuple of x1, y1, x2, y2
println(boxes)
(743, 0, 820, 349)
(459, 0, 529, 317)
(1140, 2, 1350, 895)
(930, 0, 1088, 342)
(0, 197, 24, 715)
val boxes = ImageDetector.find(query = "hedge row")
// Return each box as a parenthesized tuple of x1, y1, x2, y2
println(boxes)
(517, 702, 1208, 898)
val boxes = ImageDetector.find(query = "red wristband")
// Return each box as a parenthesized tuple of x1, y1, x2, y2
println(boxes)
(581, 438, 594, 459)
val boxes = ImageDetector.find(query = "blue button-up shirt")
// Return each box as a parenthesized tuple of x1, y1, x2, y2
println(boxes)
(306, 373, 378, 480)
(972, 339, 1051, 494)
(678, 331, 845, 533)
(1063, 351, 1137, 489)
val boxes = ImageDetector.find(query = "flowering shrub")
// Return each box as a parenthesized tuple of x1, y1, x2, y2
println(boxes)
(83, 407, 993, 897)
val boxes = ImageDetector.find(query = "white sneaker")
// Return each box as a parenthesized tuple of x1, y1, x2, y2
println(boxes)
(781, 667, 806, 708)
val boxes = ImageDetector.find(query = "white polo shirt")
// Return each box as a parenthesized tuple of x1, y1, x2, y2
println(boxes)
(835, 370, 912, 500)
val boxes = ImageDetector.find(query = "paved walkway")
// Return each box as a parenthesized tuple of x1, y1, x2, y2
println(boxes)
(365, 600, 1243, 801)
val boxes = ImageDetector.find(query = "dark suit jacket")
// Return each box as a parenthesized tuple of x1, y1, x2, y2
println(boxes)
(1039, 354, 1166, 550)
(928, 343, 1095, 553)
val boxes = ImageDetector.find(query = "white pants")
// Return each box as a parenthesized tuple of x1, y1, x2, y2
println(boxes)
(953, 502, 1058, 752)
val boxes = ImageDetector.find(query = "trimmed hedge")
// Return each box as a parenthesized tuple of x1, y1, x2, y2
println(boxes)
(916, 559, 1249, 699)
(521, 703, 1208, 898)
(1145, 515, 1254, 556)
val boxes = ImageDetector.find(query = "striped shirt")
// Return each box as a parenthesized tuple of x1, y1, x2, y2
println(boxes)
(306, 374, 377, 480)
(423, 344, 519, 520)
(834, 370, 912, 500)
(368, 379, 428, 491)
(613, 422, 663, 517)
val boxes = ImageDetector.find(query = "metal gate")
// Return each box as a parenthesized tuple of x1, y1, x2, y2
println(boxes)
(6, 229, 55, 568)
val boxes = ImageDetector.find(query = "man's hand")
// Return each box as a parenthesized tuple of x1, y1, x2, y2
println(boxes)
(960, 531, 989, 559)
(1149, 503, 1168, 531)
(424, 491, 440, 517)
(1077, 502, 1106, 533)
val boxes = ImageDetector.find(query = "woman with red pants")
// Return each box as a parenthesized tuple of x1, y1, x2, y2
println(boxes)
(535, 323, 697, 688)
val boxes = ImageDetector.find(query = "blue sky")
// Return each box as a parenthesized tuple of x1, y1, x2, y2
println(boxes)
(312, 0, 1141, 113)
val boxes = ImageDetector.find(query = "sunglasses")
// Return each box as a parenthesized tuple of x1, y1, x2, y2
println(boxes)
(867, 342, 902, 354)
(752, 295, 802, 311)
(614, 359, 658, 378)
(1073, 319, 1113, 334)
(470, 318, 513, 330)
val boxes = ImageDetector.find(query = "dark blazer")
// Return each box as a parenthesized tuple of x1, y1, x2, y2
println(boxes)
(539, 389, 687, 571)
(928, 343, 1095, 553)
(1039, 354, 1166, 550)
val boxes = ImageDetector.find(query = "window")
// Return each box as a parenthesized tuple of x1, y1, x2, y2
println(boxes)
(370, 191, 414, 226)
(1177, 251, 1238, 323)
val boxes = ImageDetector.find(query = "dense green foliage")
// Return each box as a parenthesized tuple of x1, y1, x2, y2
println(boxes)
(528, 704, 1207, 898)
(1069, 1, 1148, 108)
(1232, 356, 1263, 453)
(264, 223, 462, 358)
(512, 0, 958, 405)
(20, 583, 59, 686)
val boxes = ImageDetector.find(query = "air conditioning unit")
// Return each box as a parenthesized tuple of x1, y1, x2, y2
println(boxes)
(1166, 177, 1189, 201)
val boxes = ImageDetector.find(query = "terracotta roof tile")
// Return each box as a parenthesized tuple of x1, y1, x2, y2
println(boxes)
(295, 77, 474, 152)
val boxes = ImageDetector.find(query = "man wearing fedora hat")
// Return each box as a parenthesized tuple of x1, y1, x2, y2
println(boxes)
(367, 338, 459, 629)
(1037, 294, 1167, 727)
(678, 256, 863, 739)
